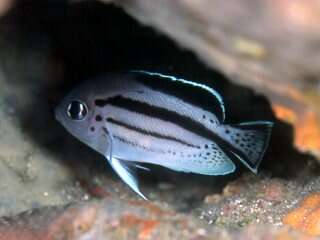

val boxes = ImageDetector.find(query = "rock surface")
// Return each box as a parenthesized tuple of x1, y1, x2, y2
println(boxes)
(0, 1, 320, 239)
(1, 196, 320, 240)
(0, 0, 13, 17)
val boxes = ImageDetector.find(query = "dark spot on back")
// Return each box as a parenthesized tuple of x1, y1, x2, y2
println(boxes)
(95, 115, 102, 121)
(90, 126, 95, 132)
(94, 99, 107, 107)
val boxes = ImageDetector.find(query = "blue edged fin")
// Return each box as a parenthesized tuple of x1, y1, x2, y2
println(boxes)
(131, 70, 226, 122)
(109, 157, 148, 200)
(225, 121, 273, 173)
(163, 143, 236, 176)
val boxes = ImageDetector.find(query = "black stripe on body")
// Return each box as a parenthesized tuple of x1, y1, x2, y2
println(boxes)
(96, 95, 254, 169)
(95, 95, 215, 141)
(106, 117, 200, 149)
(131, 72, 224, 122)
(102, 127, 164, 153)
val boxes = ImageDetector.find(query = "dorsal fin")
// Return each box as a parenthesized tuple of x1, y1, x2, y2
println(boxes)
(130, 70, 226, 122)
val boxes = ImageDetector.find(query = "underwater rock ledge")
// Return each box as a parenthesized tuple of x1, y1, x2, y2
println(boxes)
(98, 0, 320, 158)
(1, 1, 320, 239)
(0, 196, 318, 240)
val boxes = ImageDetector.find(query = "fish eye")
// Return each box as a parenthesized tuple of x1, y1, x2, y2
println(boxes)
(67, 100, 88, 121)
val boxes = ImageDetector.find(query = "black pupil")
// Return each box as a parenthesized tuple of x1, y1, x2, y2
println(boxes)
(67, 101, 87, 120)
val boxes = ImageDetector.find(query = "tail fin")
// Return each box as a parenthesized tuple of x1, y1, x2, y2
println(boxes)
(222, 121, 273, 173)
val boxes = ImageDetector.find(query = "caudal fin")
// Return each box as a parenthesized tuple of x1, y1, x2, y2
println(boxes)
(222, 121, 273, 173)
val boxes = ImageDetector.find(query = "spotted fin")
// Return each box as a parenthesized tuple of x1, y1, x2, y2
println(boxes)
(162, 143, 236, 176)
(108, 158, 147, 200)
(223, 121, 273, 173)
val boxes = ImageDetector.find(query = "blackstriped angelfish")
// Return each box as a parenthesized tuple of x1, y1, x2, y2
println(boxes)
(55, 71, 273, 199)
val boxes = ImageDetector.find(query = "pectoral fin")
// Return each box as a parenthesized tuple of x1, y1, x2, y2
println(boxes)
(108, 157, 148, 200)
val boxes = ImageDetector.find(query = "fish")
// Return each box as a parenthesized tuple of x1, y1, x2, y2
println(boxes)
(55, 70, 273, 200)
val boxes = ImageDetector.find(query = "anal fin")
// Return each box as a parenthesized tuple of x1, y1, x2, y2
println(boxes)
(162, 142, 236, 176)
(108, 158, 148, 200)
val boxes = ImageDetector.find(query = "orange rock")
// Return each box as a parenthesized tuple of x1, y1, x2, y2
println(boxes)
(283, 193, 320, 235)
(272, 105, 297, 125)
(275, 227, 317, 240)
(120, 214, 159, 240)
(272, 104, 320, 156)
(295, 111, 320, 152)
(128, 200, 174, 217)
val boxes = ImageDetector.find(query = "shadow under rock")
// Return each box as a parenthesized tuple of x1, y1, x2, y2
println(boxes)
(1, 0, 318, 203)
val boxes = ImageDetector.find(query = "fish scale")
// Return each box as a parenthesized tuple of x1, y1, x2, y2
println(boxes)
(55, 71, 273, 199)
